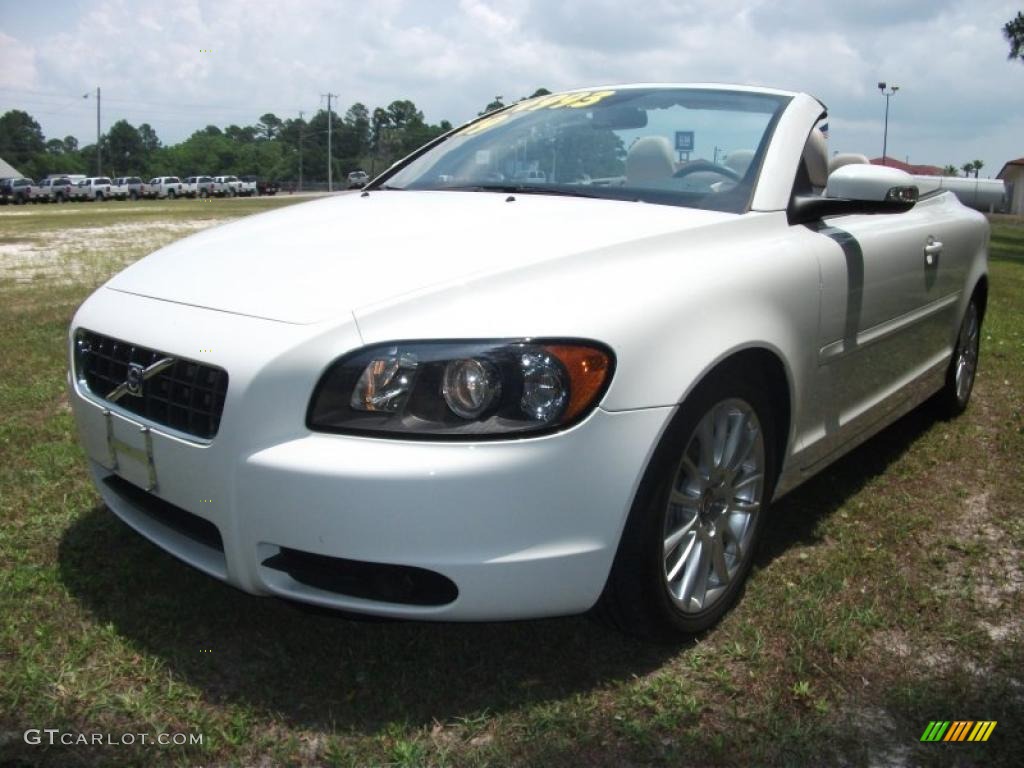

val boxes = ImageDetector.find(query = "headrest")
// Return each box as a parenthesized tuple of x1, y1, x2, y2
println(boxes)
(723, 149, 755, 177)
(803, 127, 829, 189)
(626, 136, 676, 185)
(828, 152, 870, 175)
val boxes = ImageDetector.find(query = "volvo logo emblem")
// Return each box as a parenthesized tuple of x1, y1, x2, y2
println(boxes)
(126, 363, 145, 396)
(106, 357, 176, 403)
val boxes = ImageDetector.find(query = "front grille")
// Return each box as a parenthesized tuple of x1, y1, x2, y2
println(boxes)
(75, 329, 228, 439)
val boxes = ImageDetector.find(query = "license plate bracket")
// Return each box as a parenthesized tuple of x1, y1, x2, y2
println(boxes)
(103, 408, 158, 491)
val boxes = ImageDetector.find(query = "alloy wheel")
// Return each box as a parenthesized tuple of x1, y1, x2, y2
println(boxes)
(662, 398, 765, 613)
(955, 302, 980, 404)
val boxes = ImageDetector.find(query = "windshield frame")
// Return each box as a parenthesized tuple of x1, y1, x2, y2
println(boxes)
(368, 86, 792, 214)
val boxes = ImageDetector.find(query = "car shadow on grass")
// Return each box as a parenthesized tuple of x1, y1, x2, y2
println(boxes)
(57, 503, 677, 733)
(756, 402, 938, 567)
(57, 401, 940, 735)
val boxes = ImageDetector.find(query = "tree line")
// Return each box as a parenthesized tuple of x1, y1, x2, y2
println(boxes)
(0, 88, 559, 183)
(0, 99, 461, 183)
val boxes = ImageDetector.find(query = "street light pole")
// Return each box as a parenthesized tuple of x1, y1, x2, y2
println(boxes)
(877, 82, 899, 166)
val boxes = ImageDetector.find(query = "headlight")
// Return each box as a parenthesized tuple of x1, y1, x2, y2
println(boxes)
(307, 340, 614, 439)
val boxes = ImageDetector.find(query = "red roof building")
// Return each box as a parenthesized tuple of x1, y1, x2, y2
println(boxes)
(869, 157, 943, 176)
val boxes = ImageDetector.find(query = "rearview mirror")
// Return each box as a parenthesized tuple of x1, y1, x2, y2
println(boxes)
(790, 164, 918, 224)
(590, 106, 648, 130)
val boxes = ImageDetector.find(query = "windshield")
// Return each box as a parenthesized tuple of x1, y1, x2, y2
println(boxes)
(379, 87, 789, 213)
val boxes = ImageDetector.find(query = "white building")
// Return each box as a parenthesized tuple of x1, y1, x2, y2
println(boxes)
(997, 157, 1024, 215)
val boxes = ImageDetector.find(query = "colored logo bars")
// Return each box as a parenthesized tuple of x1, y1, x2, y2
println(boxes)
(920, 721, 997, 742)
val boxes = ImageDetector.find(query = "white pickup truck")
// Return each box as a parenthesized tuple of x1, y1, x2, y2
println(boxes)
(112, 177, 146, 200)
(146, 177, 185, 199)
(184, 176, 215, 197)
(75, 177, 114, 201)
(213, 175, 242, 197)
(0, 177, 35, 204)
(237, 176, 258, 197)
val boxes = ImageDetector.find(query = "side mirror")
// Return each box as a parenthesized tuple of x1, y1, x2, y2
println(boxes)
(825, 164, 918, 203)
(790, 164, 918, 224)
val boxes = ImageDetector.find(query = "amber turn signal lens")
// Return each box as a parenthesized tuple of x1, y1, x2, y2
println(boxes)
(543, 345, 612, 422)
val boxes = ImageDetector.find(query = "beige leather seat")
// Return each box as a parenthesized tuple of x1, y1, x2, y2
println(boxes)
(626, 136, 676, 185)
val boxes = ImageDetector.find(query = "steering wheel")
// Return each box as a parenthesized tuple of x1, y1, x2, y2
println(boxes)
(673, 158, 741, 181)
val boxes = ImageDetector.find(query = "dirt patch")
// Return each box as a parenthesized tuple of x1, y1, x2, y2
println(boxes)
(842, 706, 911, 767)
(947, 492, 1024, 609)
(0, 219, 237, 285)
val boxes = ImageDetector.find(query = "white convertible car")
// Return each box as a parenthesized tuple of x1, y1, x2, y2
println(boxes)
(69, 84, 988, 639)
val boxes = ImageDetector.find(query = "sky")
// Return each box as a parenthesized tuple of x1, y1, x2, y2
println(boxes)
(1, 0, 1022, 176)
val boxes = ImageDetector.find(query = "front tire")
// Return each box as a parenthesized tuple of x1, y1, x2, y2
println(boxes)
(597, 367, 777, 641)
(935, 297, 981, 418)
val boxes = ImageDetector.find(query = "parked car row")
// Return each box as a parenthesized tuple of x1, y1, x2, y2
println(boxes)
(0, 174, 280, 204)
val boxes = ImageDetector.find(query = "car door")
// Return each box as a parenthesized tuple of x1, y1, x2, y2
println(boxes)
(810, 197, 962, 461)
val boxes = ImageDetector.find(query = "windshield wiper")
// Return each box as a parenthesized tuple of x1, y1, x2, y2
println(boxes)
(436, 184, 608, 199)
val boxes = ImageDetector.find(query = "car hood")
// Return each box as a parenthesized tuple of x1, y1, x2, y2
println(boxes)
(106, 191, 734, 324)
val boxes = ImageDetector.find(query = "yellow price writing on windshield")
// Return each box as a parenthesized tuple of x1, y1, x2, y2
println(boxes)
(457, 90, 617, 137)
(460, 114, 511, 136)
(507, 90, 617, 113)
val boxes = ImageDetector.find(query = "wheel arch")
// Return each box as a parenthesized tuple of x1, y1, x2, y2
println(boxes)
(594, 343, 793, 637)
(972, 274, 988, 324)
(672, 344, 794, 487)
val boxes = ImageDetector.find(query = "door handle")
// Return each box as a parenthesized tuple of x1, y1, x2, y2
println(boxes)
(924, 237, 943, 266)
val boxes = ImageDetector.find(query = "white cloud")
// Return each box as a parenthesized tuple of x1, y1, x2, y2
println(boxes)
(2, 0, 1022, 172)
(0, 31, 38, 89)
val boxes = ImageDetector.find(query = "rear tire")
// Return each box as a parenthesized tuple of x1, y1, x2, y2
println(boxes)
(96, 192, 103, 202)
(596, 365, 778, 641)
(934, 297, 981, 418)
(168, 189, 176, 199)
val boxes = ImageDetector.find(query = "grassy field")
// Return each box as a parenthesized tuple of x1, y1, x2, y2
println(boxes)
(0, 202, 1021, 767)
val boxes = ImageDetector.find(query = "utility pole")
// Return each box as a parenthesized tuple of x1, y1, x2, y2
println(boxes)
(322, 92, 339, 191)
(83, 86, 102, 175)
(298, 110, 304, 192)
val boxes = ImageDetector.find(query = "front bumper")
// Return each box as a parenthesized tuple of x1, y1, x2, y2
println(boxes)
(69, 291, 673, 620)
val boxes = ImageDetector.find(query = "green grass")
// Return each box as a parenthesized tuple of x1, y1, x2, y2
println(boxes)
(0, 196, 300, 239)
(0, 205, 1021, 767)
